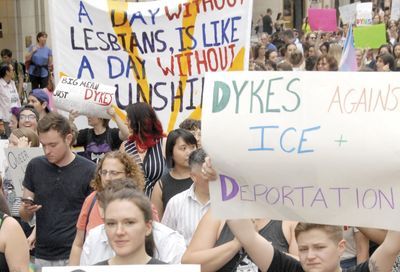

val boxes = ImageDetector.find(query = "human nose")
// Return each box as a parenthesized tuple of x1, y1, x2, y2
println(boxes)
(306, 249, 316, 259)
(116, 223, 125, 235)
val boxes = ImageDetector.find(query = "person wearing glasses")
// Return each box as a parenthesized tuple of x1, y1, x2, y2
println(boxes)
(68, 151, 146, 265)
(19, 112, 96, 270)
(0, 64, 21, 137)
(18, 105, 39, 133)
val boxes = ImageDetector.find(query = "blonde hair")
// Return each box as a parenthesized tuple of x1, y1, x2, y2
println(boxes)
(295, 223, 343, 243)
(11, 128, 39, 147)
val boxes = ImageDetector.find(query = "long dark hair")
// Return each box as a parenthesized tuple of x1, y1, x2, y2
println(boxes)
(126, 102, 164, 150)
(165, 129, 197, 168)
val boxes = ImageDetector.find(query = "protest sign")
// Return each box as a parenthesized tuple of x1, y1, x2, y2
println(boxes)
(308, 8, 337, 32)
(353, 24, 386, 48)
(339, 3, 357, 25)
(0, 140, 8, 177)
(391, 0, 400, 20)
(356, 2, 372, 26)
(48, 0, 252, 131)
(43, 265, 200, 272)
(4, 148, 44, 197)
(54, 77, 116, 119)
(202, 71, 400, 231)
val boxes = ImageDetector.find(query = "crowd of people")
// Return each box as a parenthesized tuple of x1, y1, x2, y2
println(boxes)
(251, 7, 400, 72)
(1, 5, 400, 272)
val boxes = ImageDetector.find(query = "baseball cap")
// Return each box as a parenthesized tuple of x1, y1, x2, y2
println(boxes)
(30, 89, 51, 112)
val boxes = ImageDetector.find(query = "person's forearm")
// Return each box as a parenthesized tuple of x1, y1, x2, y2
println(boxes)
(182, 240, 241, 272)
(19, 207, 33, 222)
(69, 243, 83, 265)
(115, 116, 129, 140)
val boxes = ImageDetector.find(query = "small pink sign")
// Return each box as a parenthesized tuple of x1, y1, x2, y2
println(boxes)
(308, 8, 337, 32)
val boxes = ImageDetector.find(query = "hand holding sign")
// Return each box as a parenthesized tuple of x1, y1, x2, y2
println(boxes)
(54, 77, 116, 119)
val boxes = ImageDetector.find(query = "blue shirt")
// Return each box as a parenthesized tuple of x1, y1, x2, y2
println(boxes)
(28, 45, 52, 77)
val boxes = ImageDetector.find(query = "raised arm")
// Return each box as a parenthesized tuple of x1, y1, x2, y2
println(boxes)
(226, 219, 275, 272)
(181, 209, 241, 272)
(368, 230, 400, 271)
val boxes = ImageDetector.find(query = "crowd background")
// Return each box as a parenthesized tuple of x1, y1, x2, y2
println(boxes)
(1, 2, 400, 272)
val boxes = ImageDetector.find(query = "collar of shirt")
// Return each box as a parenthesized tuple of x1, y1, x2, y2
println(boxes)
(187, 183, 210, 206)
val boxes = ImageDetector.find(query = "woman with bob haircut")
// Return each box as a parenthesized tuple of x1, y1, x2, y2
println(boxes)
(120, 102, 166, 197)
(151, 128, 197, 219)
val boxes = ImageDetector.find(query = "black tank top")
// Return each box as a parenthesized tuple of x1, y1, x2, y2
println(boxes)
(0, 212, 9, 272)
(160, 172, 192, 209)
(215, 220, 289, 272)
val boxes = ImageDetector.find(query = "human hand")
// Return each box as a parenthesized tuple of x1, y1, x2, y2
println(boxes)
(17, 136, 31, 148)
(107, 107, 116, 118)
(68, 110, 79, 122)
(201, 157, 217, 181)
(21, 199, 42, 214)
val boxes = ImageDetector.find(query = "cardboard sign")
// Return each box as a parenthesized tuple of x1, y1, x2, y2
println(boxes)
(54, 77, 116, 119)
(391, 0, 400, 20)
(202, 71, 400, 231)
(49, 0, 252, 131)
(308, 8, 337, 32)
(356, 2, 373, 26)
(339, 3, 357, 25)
(4, 148, 44, 197)
(43, 265, 200, 272)
(353, 24, 386, 49)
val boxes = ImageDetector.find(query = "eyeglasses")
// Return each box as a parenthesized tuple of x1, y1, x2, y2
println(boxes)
(19, 114, 36, 121)
(99, 169, 124, 177)
(310, 36, 316, 39)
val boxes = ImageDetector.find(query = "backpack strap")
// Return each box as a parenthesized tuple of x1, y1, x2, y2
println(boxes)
(83, 194, 97, 242)
(0, 213, 8, 229)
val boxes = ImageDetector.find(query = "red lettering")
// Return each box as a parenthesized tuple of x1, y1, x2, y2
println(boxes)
(84, 89, 93, 100)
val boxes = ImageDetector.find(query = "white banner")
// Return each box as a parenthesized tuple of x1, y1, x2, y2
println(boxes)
(356, 2, 373, 26)
(49, 0, 252, 131)
(391, 0, 400, 20)
(54, 77, 116, 119)
(339, 3, 357, 25)
(43, 265, 200, 272)
(4, 148, 44, 197)
(0, 140, 8, 178)
(202, 71, 400, 231)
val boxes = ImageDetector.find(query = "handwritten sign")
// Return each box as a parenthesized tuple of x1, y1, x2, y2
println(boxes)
(353, 24, 387, 49)
(308, 8, 337, 32)
(0, 140, 8, 177)
(391, 0, 400, 20)
(356, 2, 372, 26)
(4, 148, 44, 197)
(54, 77, 116, 119)
(339, 3, 357, 25)
(202, 71, 400, 231)
(48, 0, 252, 131)
(43, 265, 200, 272)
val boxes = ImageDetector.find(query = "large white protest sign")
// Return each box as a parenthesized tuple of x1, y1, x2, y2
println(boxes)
(49, 0, 252, 131)
(4, 148, 44, 197)
(339, 3, 357, 24)
(202, 71, 400, 231)
(54, 77, 116, 119)
(43, 264, 200, 272)
(356, 2, 372, 25)
(391, 0, 400, 20)
(0, 140, 8, 177)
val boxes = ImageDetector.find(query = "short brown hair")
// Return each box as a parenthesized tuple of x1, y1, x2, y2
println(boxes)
(37, 112, 72, 138)
(90, 151, 145, 192)
(11, 128, 39, 147)
(295, 223, 343, 244)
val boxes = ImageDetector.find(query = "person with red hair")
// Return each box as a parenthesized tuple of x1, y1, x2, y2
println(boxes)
(120, 102, 166, 197)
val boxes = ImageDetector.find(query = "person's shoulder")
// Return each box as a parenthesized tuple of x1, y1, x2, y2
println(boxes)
(29, 155, 49, 165)
(74, 154, 96, 166)
(168, 187, 191, 204)
(94, 259, 109, 265)
(148, 258, 167, 264)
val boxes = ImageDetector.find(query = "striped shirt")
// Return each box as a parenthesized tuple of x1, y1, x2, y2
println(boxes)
(161, 184, 210, 246)
(124, 139, 165, 197)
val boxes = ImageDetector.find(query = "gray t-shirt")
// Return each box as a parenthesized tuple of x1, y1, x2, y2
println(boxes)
(23, 155, 95, 260)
